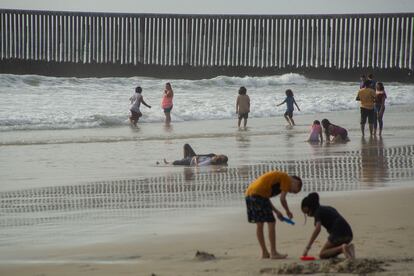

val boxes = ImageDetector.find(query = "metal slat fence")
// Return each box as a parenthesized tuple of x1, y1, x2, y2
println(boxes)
(0, 10, 413, 71)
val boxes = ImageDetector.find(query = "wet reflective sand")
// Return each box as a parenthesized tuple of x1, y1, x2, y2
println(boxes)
(0, 107, 413, 253)
(1, 143, 412, 235)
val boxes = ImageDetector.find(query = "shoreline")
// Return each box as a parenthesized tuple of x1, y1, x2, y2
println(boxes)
(1, 185, 413, 275)
(2, 104, 414, 192)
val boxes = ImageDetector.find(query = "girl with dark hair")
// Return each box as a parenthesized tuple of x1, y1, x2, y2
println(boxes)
(307, 120, 323, 143)
(374, 82, 387, 136)
(321, 119, 349, 143)
(277, 89, 301, 126)
(301, 192, 355, 259)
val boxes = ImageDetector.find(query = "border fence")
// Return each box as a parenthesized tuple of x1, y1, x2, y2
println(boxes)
(1, 9, 413, 80)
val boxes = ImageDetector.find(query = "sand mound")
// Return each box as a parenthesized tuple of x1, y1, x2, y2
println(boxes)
(260, 259, 386, 274)
(194, 250, 216, 261)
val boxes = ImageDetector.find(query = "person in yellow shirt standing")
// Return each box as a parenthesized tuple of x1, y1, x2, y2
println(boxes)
(245, 171, 303, 259)
(356, 80, 376, 136)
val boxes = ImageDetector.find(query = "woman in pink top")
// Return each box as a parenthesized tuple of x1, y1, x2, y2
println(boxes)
(321, 119, 349, 143)
(374, 82, 387, 136)
(162, 82, 174, 125)
(307, 120, 323, 143)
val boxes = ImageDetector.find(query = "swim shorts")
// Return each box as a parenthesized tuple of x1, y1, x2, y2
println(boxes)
(328, 235, 353, 246)
(163, 105, 173, 113)
(360, 107, 375, 124)
(130, 110, 142, 121)
(284, 109, 293, 118)
(238, 112, 249, 120)
(328, 220, 353, 246)
(245, 196, 275, 223)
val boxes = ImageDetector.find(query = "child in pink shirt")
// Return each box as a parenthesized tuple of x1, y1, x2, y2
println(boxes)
(307, 120, 323, 143)
(161, 82, 174, 125)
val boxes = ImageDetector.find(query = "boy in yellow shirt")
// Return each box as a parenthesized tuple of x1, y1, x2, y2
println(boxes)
(245, 171, 303, 259)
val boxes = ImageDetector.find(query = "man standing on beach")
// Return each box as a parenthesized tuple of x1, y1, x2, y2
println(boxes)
(356, 80, 376, 136)
(245, 171, 302, 259)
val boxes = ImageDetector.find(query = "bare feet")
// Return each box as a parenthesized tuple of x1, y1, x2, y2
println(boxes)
(348, 243, 356, 259)
(342, 244, 350, 259)
(342, 244, 354, 259)
(270, 252, 288, 259)
(262, 252, 270, 259)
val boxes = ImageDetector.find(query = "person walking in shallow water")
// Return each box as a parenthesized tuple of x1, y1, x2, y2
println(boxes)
(245, 171, 302, 259)
(236, 86, 250, 128)
(129, 86, 151, 127)
(161, 82, 174, 125)
(277, 89, 300, 126)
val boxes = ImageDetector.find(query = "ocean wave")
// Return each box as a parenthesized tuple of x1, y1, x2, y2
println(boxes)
(193, 73, 307, 87)
(0, 129, 302, 146)
(1, 73, 414, 131)
(0, 115, 129, 131)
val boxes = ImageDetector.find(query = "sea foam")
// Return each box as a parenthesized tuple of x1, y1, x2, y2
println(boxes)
(0, 73, 413, 131)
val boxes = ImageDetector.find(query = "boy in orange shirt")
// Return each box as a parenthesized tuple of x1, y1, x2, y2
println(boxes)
(245, 171, 303, 259)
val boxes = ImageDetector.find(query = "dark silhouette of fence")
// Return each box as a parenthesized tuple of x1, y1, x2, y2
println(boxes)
(1, 9, 413, 81)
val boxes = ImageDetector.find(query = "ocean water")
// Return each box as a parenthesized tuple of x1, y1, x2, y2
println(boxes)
(1, 73, 414, 257)
(1, 73, 414, 131)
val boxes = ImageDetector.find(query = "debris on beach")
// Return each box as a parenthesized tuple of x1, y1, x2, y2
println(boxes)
(260, 258, 386, 274)
(194, 250, 216, 261)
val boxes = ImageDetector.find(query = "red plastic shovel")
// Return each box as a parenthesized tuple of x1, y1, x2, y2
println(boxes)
(300, 256, 316, 261)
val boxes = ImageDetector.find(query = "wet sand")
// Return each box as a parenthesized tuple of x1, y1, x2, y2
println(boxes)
(1, 105, 414, 275)
(1, 104, 414, 192)
(1, 186, 413, 275)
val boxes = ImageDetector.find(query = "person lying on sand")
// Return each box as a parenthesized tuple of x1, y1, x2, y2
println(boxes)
(301, 192, 355, 259)
(163, 144, 228, 166)
(245, 171, 303, 259)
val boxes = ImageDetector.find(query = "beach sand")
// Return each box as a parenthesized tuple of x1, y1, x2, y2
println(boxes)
(1, 187, 413, 275)
(1, 104, 414, 275)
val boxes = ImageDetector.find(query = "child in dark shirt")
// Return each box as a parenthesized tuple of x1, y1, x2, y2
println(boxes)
(301, 192, 355, 259)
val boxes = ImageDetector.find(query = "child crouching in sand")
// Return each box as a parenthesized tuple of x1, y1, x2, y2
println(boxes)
(245, 171, 303, 259)
(321, 119, 349, 143)
(301, 192, 355, 259)
(307, 120, 323, 143)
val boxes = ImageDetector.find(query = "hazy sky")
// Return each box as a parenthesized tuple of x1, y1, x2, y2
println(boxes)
(1, 0, 414, 14)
